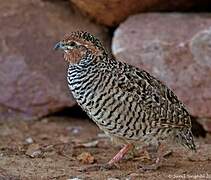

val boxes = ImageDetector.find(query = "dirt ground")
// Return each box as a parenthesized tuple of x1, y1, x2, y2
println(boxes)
(0, 114, 211, 180)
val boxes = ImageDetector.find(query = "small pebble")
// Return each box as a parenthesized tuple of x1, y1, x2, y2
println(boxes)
(66, 126, 82, 134)
(25, 137, 33, 144)
(26, 144, 42, 158)
(77, 152, 95, 164)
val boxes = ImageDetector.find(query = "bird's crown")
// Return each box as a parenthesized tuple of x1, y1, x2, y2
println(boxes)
(64, 31, 104, 51)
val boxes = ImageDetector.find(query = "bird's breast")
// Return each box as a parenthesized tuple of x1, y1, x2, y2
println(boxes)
(67, 69, 144, 140)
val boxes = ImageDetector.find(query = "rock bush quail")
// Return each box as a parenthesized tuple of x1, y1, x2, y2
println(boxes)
(55, 31, 196, 170)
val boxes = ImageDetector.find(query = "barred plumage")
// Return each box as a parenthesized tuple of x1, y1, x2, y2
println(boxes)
(55, 31, 196, 170)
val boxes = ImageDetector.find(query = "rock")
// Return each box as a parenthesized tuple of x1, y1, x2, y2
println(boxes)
(0, 0, 110, 120)
(77, 152, 95, 164)
(197, 117, 211, 132)
(112, 13, 211, 119)
(25, 144, 42, 158)
(70, 0, 210, 26)
(25, 137, 34, 144)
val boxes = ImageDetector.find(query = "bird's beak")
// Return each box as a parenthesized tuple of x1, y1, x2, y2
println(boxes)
(54, 41, 64, 50)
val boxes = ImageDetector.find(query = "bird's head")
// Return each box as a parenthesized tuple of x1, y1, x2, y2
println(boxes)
(54, 31, 105, 64)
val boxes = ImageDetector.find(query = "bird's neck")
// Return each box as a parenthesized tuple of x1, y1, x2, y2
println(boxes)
(67, 50, 109, 101)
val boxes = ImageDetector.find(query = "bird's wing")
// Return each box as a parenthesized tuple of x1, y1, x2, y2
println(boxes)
(115, 63, 191, 128)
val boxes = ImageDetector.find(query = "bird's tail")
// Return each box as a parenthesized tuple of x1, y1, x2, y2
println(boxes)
(175, 128, 196, 152)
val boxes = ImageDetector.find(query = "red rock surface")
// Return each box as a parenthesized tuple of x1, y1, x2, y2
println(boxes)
(112, 13, 211, 119)
(199, 117, 211, 132)
(0, 0, 110, 120)
(70, 0, 210, 26)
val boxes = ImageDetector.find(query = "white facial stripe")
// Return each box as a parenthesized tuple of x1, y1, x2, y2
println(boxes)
(75, 42, 81, 46)
(66, 42, 82, 50)
(66, 46, 74, 50)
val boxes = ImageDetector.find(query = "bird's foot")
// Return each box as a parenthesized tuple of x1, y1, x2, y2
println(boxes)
(139, 157, 175, 171)
(79, 163, 118, 172)
(139, 163, 160, 171)
(78, 143, 133, 172)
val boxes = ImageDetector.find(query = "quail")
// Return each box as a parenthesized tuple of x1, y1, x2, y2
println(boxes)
(54, 31, 196, 170)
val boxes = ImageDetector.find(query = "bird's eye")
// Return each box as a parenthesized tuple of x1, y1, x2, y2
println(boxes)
(69, 41, 77, 47)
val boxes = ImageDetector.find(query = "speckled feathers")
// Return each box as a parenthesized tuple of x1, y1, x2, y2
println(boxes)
(56, 31, 196, 151)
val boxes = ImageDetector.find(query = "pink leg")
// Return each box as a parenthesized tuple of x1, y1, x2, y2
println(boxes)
(108, 144, 134, 166)
(79, 144, 134, 172)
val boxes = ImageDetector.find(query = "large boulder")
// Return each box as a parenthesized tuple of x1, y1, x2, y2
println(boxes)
(70, 0, 210, 27)
(0, 0, 110, 120)
(112, 13, 211, 120)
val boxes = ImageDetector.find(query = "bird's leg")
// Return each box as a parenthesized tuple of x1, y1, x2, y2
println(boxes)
(139, 143, 175, 171)
(108, 143, 134, 166)
(79, 143, 133, 172)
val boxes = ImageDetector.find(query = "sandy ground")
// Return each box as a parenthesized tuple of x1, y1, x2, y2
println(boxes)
(0, 116, 211, 180)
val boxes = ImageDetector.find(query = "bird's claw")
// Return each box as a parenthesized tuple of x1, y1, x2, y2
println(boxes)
(79, 163, 118, 172)
(101, 163, 119, 170)
(139, 163, 160, 171)
(139, 157, 176, 171)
